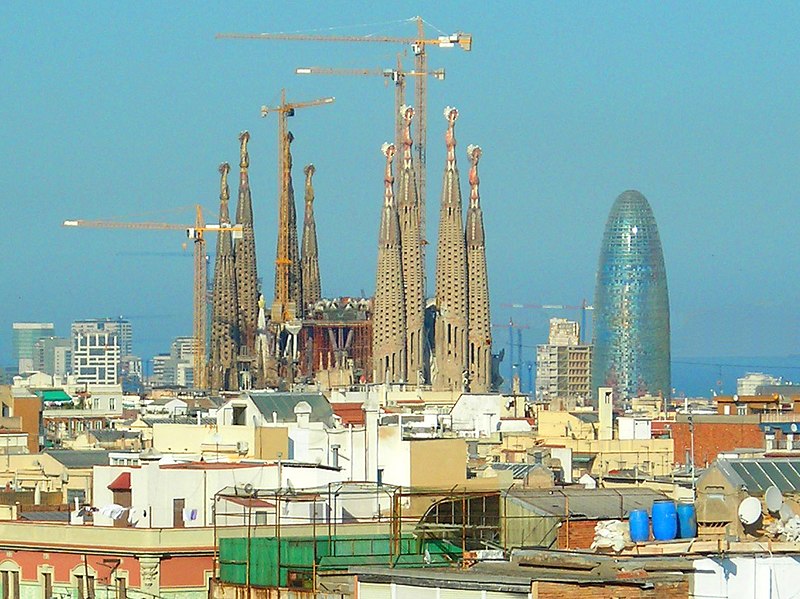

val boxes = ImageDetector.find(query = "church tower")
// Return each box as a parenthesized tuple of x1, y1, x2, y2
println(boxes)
(234, 131, 259, 386)
(301, 164, 322, 313)
(465, 145, 492, 392)
(432, 107, 468, 392)
(395, 106, 427, 386)
(372, 142, 407, 384)
(209, 163, 240, 391)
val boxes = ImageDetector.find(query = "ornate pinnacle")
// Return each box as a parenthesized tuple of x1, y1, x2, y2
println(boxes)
(381, 142, 396, 203)
(239, 131, 250, 171)
(286, 131, 295, 171)
(467, 144, 482, 207)
(219, 162, 230, 202)
(444, 106, 459, 170)
(303, 164, 316, 206)
(218, 162, 231, 224)
(400, 104, 414, 166)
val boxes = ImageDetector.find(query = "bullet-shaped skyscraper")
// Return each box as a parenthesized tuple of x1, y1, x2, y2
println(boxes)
(592, 190, 671, 406)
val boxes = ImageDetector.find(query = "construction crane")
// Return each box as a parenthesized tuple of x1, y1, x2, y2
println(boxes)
(502, 300, 595, 343)
(295, 59, 445, 166)
(260, 89, 334, 324)
(63, 206, 242, 390)
(491, 319, 530, 392)
(217, 16, 472, 262)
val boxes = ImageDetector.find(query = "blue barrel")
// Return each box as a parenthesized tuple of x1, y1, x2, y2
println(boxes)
(677, 502, 697, 538)
(629, 509, 650, 542)
(651, 500, 678, 541)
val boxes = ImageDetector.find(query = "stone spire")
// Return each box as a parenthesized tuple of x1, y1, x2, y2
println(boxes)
(395, 105, 427, 386)
(234, 131, 259, 368)
(286, 133, 303, 318)
(433, 107, 468, 392)
(372, 142, 407, 384)
(301, 164, 322, 314)
(209, 162, 240, 391)
(465, 145, 492, 392)
(273, 131, 302, 322)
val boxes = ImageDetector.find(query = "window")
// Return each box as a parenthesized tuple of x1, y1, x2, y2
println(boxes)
(109, 398, 116, 411)
(115, 577, 126, 599)
(1, 566, 20, 599)
(76, 574, 95, 599)
(42, 572, 52, 599)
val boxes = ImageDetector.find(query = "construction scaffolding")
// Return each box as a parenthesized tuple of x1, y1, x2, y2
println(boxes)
(210, 484, 669, 595)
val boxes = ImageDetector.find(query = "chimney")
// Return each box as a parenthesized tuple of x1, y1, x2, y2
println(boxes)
(598, 386, 613, 441)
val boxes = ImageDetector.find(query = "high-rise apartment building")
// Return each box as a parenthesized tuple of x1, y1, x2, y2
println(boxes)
(592, 190, 671, 406)
(536, 318, 592, 405)
(12, 323, 55, 372)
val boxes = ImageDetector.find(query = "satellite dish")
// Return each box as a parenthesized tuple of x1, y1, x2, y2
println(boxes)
(243, 483, 255, 496)
(765, 486, 784, 513)
(738, 496, 762, 525)
(780, 503, 795, 522)
(791, 423, 798, 433)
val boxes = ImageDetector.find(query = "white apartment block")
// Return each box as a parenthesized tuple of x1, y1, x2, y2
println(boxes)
(72, 331, 120, 386)
(71, 318, 132, 357)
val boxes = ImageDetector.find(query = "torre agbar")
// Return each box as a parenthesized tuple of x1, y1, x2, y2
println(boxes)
(592, 190, 671, 406)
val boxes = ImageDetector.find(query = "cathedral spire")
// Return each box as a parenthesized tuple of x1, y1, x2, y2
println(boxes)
(234, 131, 260, 382)
(395, 105, 427, 386)
(286, 133, 303, 318)
(301, 163, 322, 314)
(372, 142, 407, 384)
(209, 162, 240, 391)
(465, 144, 492, 392)
(432, 107, 468, 392)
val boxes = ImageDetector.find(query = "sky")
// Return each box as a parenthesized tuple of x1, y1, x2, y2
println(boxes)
(2, 2, 799, 392)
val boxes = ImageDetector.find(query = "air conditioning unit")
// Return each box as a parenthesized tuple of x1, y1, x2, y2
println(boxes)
(236, 441, 249, 454)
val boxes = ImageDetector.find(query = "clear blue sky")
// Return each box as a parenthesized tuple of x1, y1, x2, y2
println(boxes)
(2, 2, 799, 383)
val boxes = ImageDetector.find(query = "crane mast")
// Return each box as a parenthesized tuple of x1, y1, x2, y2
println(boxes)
(218, 16, 471, 283)
(295, 59, 444, 177)
(261, 90, 334, 324)
(64, 207, 241, 390)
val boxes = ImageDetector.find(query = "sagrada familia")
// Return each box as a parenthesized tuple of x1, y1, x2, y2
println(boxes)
(207, 106, 493, 394)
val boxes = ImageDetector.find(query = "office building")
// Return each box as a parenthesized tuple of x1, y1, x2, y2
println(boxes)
(33, 336, 72, 377)
(592, 190, 671, 406)
(12, 323, 55, 372)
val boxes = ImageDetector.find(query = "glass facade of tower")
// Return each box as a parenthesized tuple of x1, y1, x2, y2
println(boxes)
(592, 190, 670, 405)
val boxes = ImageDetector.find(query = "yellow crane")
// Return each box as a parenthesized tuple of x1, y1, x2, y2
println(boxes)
(260, 89, 334, 324)
(217, 16, 472, 260)
(63, 205, 242, 390)
(295, 58, 445, 166)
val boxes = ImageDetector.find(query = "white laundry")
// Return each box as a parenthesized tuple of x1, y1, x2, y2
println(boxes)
(98, 504, 127, 520)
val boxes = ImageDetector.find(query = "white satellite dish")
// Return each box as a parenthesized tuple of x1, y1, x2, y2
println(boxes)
(738, 496, 762, 525)
(765, 486, 784, 513)
(780, 503, 795, 522)
(791, 423, 798, 433)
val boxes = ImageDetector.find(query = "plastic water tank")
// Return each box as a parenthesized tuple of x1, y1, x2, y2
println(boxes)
(676, 502, 697, 538)
(629, 509, 649, 542)
(651, 500, 678, 541)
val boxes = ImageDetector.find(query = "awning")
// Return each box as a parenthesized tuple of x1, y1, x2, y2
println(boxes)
(107, 472, 131, 491)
